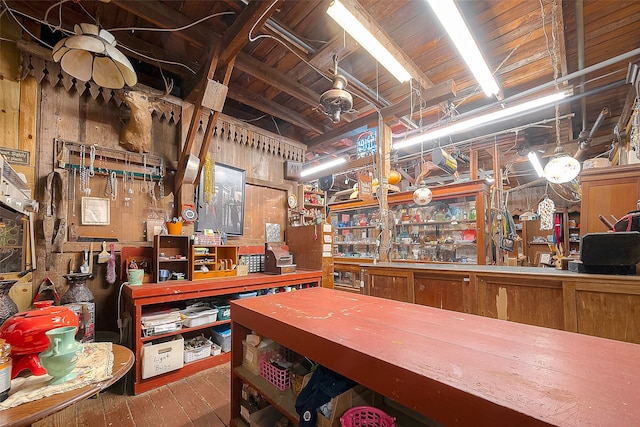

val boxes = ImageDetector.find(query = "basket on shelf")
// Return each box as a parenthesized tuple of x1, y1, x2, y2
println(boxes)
(340, 406, 395, 427)
(259, 349, 291, 391)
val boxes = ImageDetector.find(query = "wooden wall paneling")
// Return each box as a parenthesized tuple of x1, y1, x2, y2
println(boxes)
(572, 282, 640, 344)
(0, 79, 19, 150)
(17, 76, 38, 190)
(238, 184, 286, 245)
(476, 275, 564, 330)
(413, 272, 467, 313)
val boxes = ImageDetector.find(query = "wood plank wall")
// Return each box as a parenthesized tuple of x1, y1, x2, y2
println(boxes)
(1, 44, 305, 333)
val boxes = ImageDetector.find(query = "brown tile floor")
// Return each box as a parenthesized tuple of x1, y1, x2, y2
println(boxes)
(31, 363, 231, 427)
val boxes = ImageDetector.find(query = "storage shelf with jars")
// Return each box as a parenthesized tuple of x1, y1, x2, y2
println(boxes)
(330, 203, 381, 260)
(329, 180, 490, 265)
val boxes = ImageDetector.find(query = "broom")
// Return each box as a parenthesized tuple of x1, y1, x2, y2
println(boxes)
(106, 243, 117, 284)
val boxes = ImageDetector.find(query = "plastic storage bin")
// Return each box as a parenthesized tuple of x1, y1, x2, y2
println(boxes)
(211, 324, 231, 352)
(216, 304, 231, 320)
(180, 306, 218, 327)
(242, 339, 280, 375)
(340, 406, 395, 427)
(259, 350, 290, 391)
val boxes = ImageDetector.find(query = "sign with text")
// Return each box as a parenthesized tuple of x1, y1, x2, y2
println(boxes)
(356, 131, 376, 158)
(357, 173, 373, 201)
(0, 148, 30, 165)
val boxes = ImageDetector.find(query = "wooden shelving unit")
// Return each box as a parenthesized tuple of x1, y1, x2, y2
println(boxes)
(190, 244, 239, 280)
(122, 271, 322, 395)
(153, 234, 191, 281)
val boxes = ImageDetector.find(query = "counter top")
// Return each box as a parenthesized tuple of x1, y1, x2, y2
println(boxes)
(363, 261, 640, 283)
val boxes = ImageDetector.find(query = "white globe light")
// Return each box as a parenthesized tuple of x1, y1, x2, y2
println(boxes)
(413, 184, 432, 206)
(544, 155, 581, 184)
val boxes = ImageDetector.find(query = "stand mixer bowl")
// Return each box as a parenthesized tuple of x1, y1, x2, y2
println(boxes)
(0, 305, 78, 378)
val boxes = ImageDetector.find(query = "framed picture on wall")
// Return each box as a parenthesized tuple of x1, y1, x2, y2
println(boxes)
(196, 163, 246, 236)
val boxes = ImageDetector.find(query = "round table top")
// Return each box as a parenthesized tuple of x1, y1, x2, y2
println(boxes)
(0, 343, 133, 427)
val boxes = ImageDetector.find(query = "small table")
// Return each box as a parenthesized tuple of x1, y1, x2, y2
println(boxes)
(0, 344, 134, 427)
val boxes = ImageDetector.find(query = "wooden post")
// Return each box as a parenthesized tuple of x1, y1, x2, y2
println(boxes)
(378, 123, 392, 262)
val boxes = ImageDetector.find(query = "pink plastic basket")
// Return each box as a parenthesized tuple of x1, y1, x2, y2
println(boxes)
(259, 351, 291, 391)
(340, 406, 395, 427)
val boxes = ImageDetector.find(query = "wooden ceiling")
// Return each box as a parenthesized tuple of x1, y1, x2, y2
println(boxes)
(5, 0, 640, 188)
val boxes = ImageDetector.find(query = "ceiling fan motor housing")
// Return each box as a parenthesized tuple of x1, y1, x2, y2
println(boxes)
(320, 74, 353, 123)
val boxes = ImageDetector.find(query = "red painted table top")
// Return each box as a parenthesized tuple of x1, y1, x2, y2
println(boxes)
(231, 287, 640, 426)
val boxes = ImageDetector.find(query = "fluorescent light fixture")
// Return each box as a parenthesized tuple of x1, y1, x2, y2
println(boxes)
(393, 91, 568, 150)
(300, 157, 347, 178)
(426, 0, 499, 97)
(527, 151, 546, 178)
(327, 0, 411, 83)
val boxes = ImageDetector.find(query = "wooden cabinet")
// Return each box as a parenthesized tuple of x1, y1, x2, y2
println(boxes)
(581, 164, 640, 234)
(190, 244, 238, 280)
(329, 180, 490, 265)
(364, 262, 640, 344)
(333, 259, 364, 293)
(388, 181, 489, 264)
(123, 271, 322, 394)
(285, 224, 334, 287)
(153, 234, 190, 281)
(330, 203, 380, 260)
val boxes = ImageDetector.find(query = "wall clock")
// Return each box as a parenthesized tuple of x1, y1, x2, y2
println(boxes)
(181, 204, 198, 222)
(287, 194, 297, 209)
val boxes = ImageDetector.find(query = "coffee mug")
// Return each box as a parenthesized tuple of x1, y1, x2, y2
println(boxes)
(159, 269, 170, 282)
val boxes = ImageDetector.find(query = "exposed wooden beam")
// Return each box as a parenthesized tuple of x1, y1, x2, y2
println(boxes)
(218, 0, 284, 69)
(228, 83, 327, 135)
(234, 52, 321, 107)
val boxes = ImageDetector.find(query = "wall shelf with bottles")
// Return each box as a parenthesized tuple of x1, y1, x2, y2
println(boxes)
(328, 180, 490, 265)
(330, 203, 381, 260)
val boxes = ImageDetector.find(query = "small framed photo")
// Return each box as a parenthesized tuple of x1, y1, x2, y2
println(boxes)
(81, 197, 110, 225)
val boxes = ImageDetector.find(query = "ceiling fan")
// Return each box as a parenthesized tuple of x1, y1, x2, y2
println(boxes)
(318, 56, 354, 123)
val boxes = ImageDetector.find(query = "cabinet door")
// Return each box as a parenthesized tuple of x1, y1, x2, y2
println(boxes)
(581, 166, 640, 234)
(414, 274, 467, 312)
(368, 271, 411, 302)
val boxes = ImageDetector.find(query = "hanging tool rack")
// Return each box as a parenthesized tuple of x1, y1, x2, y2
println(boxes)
(55, 138, 164, 180)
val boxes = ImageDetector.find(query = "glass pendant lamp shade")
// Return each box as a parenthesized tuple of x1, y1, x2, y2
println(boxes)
(544, 150, 581, 184)
(413, 181, 433, 206)
(52, 24, 137, 89)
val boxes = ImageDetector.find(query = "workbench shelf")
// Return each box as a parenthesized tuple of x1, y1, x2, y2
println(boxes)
(123, 271, 323, 394)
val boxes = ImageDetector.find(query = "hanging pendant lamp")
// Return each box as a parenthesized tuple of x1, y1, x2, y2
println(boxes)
(544, 146, 581, 184)
(52, 23, 137, 89)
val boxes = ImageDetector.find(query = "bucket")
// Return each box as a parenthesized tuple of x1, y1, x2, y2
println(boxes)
(128, 269, 144, 286)
(166, 221, 183, 235)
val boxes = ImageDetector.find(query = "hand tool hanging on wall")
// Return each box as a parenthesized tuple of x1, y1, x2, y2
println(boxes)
(43, 170, 67, 270)
(106, 243, 117, 285)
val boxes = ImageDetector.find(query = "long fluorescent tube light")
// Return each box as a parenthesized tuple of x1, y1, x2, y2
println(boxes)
(393, 91, 569, 150)
(300, 157, 347, 178)
(327, 0, 411, 83)
(426, 0, 500, 97)
(527, 151, 546, 178)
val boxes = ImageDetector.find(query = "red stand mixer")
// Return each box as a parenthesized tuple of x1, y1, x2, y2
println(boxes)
(0, 302, 78, 378)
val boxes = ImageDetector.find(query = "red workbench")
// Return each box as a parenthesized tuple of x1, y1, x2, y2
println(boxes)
(230, 287, 640, 426)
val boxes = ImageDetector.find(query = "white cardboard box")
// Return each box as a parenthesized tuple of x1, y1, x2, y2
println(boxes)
(141, 335, 184, 379)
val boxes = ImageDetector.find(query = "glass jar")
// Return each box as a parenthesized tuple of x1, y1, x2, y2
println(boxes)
(0, 338, 11, 402)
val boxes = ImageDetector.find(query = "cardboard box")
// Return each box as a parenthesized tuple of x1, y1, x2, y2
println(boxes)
(243, 339, 280, 375)
(141, 335, 184, 379)
(64, 302, 95, 343)
(316, 385, 374, 427)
